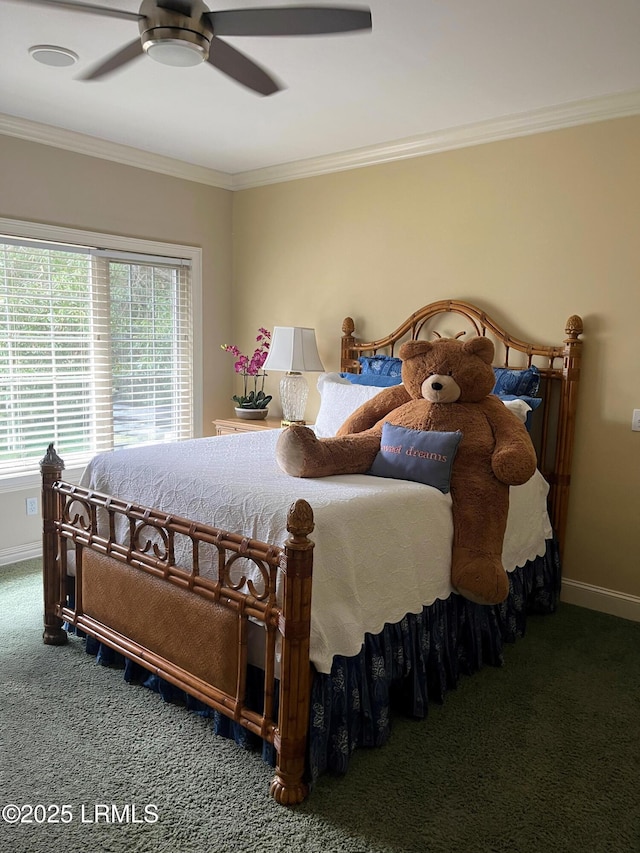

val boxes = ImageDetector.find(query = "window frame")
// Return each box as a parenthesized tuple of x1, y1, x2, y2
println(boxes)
(0, 217, 203, 492)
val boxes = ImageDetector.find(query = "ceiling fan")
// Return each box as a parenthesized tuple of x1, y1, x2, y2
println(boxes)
(16, 0, 372, 95)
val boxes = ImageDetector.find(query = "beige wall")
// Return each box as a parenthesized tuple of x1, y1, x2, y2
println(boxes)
(0, 134, 233, 554)
(2, 118, 639, 601)
(232, 116, 640, 599)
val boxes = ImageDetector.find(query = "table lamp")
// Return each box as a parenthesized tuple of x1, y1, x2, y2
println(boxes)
(262, 326, 325, 425)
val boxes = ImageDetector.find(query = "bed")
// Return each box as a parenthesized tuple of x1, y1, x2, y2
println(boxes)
(40, 299, 584, 805)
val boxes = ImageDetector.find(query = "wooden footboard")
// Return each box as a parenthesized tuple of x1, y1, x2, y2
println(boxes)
(40, 443, 315, 806)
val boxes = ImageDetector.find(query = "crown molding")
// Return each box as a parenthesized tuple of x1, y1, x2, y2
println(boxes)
(0, 113, 233, 190)
(232, 89, 640, 188)
(2, 88, 639, 192)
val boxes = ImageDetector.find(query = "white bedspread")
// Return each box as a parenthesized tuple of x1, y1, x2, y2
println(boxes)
(80, 430, 552, 673)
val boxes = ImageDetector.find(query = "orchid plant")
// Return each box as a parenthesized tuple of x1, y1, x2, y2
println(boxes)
(221, 328, 273, 409)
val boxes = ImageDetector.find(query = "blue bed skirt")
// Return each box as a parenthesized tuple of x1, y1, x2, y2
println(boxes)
(74, 539, 561, 784)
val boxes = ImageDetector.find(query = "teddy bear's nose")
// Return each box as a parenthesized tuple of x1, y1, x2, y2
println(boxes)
(431, 381, 444, 391)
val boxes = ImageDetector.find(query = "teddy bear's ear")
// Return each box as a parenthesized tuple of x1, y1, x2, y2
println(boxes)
(462, 336, 495, 364)
(399, 340, 433, 361)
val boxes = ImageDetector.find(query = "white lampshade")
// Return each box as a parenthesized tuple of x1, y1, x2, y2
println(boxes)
(262, 327, 325, 373)
(262, 327, 325, 423)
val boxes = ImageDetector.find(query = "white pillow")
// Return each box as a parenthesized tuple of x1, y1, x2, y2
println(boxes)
(313, 373, 386, 437)
(501, 397, 532, 423)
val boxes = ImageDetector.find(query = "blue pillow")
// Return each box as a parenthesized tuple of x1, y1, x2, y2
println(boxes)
(492, 365, 540, 396)
(369, 423, 462, 493)
(340, 372, 402, 387)
(358, 355, 403, 377)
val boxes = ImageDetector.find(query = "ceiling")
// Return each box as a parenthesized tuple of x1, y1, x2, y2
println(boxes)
(1, 0, 640, 186)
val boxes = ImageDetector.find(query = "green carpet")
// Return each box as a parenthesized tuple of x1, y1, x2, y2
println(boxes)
(1, 558, 639, 853)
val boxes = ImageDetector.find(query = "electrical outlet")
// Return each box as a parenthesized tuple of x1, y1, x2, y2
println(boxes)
(633, 410, 640, 432)
(26, 496, 38, 516)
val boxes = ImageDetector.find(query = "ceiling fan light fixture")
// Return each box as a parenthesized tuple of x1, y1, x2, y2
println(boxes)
(29, 44, 79, 67)
(23, 0, 372, 93)
(142, 28, 209, 67)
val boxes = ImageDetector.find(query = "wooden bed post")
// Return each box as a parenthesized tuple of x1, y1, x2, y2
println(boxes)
(40, 443, 68, 646)
(551, 315, 584, 559)
(269, 499, 314, 806)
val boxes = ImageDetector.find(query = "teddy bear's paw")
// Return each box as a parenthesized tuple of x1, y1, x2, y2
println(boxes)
(275, 425, 321, 477)
(491, 445, 537, 485)
(451, 547, 510, 605)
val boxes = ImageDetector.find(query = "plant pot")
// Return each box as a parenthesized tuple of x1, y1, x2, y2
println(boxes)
(234, 407, 269, 420)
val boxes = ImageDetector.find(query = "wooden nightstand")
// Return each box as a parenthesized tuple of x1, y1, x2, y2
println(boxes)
(213, 417, 283, 436)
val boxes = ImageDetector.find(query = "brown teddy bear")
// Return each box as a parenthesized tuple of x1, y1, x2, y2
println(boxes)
(275, 336, 538, 605)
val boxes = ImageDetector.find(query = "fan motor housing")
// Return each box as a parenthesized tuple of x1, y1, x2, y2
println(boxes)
(141, 27, 211, 60)
(138, 0, 213, 63)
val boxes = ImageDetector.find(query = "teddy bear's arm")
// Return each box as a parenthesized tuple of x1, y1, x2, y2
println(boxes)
(336, 384, 411, 436)
(485, 396, 538, 485)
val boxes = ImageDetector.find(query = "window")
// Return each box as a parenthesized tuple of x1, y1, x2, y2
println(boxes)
(0, 219, 202, 480)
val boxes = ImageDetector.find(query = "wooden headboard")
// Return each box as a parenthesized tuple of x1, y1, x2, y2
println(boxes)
(339, 299, 583, 559)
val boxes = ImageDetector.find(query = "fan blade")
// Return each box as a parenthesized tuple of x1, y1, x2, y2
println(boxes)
(79, 38, 144, 80)
(206, 6, 372, 37)
(207, 36, 281, 96)
(15, 0, 142, 21)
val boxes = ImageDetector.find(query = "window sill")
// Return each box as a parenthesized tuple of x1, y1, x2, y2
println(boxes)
(0, 464, 86, 494)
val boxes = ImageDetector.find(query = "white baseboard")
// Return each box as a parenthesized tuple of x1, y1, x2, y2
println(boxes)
(561, 578, 640, 623)
(0, 542, 41, 566)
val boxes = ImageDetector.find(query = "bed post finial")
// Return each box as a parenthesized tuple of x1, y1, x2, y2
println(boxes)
(270, 499, 314, 805)
(286, 498, 314, 540)
(342, 317, 355, 337)
(565, 314, 584, 340)
(40, 442, 65, 474)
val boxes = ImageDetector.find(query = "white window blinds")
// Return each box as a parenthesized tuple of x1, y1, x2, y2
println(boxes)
(1, 234, 194, 476)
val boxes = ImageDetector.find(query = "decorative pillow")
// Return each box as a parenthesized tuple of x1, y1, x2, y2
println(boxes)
(492, 365, 540, 396)
(500, 398, 531, 424)
(340, 372, 402, 387)
(313, 374, 385, 438)
(369, 423, 462, 493)
(358, 355, 403, 377)
(499, 394, 543, 432)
